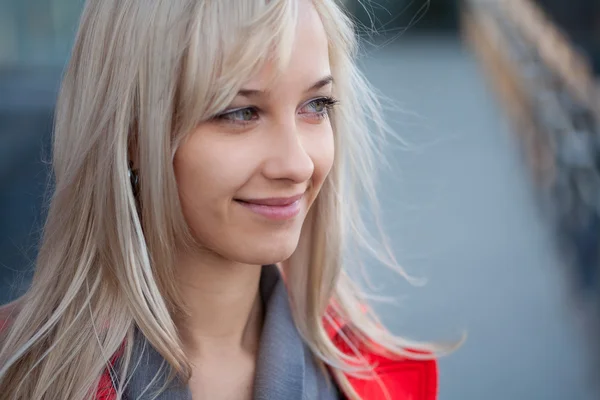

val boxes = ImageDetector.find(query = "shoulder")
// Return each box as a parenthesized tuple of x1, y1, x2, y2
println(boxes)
(325, 308, 438, 400)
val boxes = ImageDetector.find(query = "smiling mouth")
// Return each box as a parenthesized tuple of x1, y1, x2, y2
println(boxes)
(234, 194, 304, 220)
(235, 193, 304, 207)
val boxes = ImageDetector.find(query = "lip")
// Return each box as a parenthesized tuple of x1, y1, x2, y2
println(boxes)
(235, 194, 304, 220)
(238, 194, 304, 206)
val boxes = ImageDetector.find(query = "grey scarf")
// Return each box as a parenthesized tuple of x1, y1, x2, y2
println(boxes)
(121, 265, 342, 400)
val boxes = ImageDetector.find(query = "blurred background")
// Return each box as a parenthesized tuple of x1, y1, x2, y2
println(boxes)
(1, 0, 599, 399)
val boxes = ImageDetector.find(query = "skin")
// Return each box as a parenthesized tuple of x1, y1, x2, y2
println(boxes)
(172, 1, 334, 399)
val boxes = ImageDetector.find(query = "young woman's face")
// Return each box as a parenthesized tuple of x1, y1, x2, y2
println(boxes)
(174, 1, 334, 265)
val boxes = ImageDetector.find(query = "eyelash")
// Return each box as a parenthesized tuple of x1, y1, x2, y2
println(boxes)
(214, 96, 340, 125)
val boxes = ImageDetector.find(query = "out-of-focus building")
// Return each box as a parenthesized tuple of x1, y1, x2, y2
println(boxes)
(0, 0, 83, 67)
(0, 1, 84, 303)
(532, 0, 600, 75)
(462, 0, 600, 365)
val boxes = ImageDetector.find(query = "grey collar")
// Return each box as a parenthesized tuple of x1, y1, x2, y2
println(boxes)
(122, 265, 341, 400)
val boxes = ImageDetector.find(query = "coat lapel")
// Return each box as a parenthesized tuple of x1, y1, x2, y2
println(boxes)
(253, 265, 339, 400)
(123, 328, 192, 400)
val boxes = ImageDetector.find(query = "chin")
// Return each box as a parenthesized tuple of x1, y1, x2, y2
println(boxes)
(233, 231, 301, 265)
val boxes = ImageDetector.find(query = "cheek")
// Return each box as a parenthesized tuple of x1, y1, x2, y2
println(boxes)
(173, 133, 254, 225)
(175, 133, 251, 196)
(310, 125, 335, 187)
(302, 124, 335, 212)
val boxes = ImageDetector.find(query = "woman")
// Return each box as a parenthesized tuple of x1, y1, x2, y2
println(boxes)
(0, 0, 443, 398)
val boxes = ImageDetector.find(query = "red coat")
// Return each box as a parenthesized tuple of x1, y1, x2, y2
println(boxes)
(1, 307, 437, 400)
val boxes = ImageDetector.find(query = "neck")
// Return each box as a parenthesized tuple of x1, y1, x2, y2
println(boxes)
(173, 249, 264, 359)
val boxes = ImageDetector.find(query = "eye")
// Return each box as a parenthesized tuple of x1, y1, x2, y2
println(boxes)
(216, 107, 259, 123)
(299, 97, 339, 117)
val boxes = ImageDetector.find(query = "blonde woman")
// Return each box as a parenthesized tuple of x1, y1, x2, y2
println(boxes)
(0, 0, 442, 399)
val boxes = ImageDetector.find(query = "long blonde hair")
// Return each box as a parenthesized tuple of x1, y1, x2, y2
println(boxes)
(0, 1, 444, 399)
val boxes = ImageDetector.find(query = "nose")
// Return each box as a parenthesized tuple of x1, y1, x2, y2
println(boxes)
(262, 122, 314, 184)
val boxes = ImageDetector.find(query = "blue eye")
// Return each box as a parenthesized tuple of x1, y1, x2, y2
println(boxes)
(300, 97, 339, 116)
(217, 108, 259, 123)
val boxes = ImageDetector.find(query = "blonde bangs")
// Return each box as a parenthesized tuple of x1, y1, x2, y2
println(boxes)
(177, 0, 298, 130)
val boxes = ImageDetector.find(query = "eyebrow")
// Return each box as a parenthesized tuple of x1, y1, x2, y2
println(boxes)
(238, 75, 334, 98)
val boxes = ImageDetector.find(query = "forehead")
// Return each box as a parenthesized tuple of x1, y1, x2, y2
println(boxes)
(242, 0, 331, 91)
(179, 0, 334, 122)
